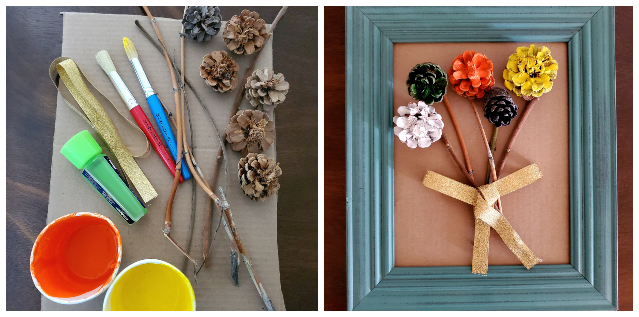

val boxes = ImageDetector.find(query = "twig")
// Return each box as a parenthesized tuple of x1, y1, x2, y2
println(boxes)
(441, 132, 479, 188)
(496, 97, 539, 178)
(442, 95, 474, 181)
(468, 98, 502, 211)
(485, 126, 499, 184)
(142, 6, 285, 310)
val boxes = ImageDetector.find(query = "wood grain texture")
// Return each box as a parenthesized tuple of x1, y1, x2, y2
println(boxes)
(5, 6, 317, 311)
(325, 5, 632, 311)
(323, 6, 347, 312)
(614, 6, 632, 312)
(345, 6, 617, 311)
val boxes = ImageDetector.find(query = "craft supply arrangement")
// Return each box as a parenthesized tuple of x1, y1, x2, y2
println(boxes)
(394, 45, 559, 274)
(34, 6, 288, 311)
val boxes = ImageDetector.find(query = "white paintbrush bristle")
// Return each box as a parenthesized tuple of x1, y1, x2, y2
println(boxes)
(95, 50, 117, 74)
(123, 37, 138, 61)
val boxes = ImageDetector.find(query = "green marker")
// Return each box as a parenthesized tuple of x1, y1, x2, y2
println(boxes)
(61, 130, 147, 224)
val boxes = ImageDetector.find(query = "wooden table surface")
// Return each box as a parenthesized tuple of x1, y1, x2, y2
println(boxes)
(6, 6, 317, 311)
(324, 6, 632, 311)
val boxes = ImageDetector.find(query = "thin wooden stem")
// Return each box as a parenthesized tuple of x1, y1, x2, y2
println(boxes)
(496, 97, 539, 178)
(468, 98, 502, 211)
(442, 95, 474, 181)
(485, 126, 499, 184)
(441, 132, 479, 188)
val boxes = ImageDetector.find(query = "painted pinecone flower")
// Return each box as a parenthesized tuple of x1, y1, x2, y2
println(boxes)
(225, 109, 275, 155)
(483, 87, 518, 127)
(406, 62, 447, 105)
(200, 51, 239, 92)
(503, 44, 558, 100)
(245, 68, 289, 111)
(393, 101, 444, 148)
(182, 6, 222, 42)
(448, 51, 495, 99)
(223, 9, 268, 55)
(238, 153, 282, 202)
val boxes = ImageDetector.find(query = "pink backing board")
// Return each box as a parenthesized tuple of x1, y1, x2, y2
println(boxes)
(393, 43, 570, 267)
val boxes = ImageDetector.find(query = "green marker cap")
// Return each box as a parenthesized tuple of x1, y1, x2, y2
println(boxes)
(61, 130, 102, 170)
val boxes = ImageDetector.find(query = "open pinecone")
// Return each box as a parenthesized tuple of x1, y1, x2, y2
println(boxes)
(238, 153, 282, 202)
(182, 6, 222, 42)
(225, 109, 275, 155)
(406, 62, 448, 105)
(245, 68, 289, 111)
(483, 87, 518, 127)
(200, 51, 239, 92)
(223, 9, 268, 55)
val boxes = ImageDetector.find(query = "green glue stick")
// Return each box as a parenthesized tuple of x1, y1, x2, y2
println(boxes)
(61, 130, 147, 224)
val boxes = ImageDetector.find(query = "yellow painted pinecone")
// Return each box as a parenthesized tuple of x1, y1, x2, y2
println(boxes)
(225, 109, 275, 155)
(245, 68, 289, 111)
(223, 9, 268, 55)
(200, 51, 239, 92)
(503, 44, 558, 100)
(238, 153, 282, 202)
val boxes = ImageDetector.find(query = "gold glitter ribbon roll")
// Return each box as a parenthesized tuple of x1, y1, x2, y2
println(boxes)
(50, 57, 157, 203)
(422, 163, 543, 274)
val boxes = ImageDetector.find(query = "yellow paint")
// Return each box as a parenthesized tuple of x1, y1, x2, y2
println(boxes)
(107, 262, 194, 311)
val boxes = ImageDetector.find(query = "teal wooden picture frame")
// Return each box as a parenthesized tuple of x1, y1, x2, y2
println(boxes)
(346, 6, 617, 310)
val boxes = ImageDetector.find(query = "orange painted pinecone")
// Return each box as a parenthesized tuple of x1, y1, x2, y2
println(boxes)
(448, 51, 495, 99)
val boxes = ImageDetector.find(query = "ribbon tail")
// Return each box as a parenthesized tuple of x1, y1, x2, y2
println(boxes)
(471, 219, 490, 274)
(477, 207, 540, 269)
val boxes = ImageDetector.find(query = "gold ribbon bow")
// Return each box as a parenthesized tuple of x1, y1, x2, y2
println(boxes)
(49, 57, 157, 203)
(423, 163, 543, 274)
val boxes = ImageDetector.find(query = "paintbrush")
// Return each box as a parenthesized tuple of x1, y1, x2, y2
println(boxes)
(95, 50, 182, 182)
(122, 37, 191, 180)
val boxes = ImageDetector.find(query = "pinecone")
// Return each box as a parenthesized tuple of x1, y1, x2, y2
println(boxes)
(223, 9, 268, 55)
(182, 6, 222, 42)
(406, 62, 448, 105)
(238, 153, 282, 201)
(245, 68, 289, 111)
(483, 87, 518, 127)
(393, 101, 444, 148)
(200, 51, 239, 92)
(225, 109, 275, 155)
(448, 51, 495, 99)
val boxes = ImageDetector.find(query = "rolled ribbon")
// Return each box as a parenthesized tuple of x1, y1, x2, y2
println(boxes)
(423, 163, 543, 274)
(49, 57, 157, 203)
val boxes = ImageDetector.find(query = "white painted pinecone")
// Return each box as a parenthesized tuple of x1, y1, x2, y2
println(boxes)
(393, 101, 444, 148)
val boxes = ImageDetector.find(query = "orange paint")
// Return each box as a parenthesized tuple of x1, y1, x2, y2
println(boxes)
(31, 213, 121, 298)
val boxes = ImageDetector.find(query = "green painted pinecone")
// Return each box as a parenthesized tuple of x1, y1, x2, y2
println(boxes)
(406, 62, 448, 104)
(483, 87, 518, 127)
(182, 6, 222, 42)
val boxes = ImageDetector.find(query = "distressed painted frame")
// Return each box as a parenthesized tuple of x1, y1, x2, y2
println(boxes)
(346, 7, 617, 310)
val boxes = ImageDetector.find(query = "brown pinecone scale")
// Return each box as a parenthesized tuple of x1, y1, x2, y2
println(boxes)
(225, 109, 275, 155)
(200, 51, 239, 92)
(238, 153, 282, 201)
(245, 68, 289, 111)
(223, 9, 268, 55)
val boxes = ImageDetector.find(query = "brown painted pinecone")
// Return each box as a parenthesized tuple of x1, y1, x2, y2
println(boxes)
(225, 109, 275, 155)
(200, 51, 239, 92)
(238, 153, 282, 201)
(245, 68, 289, 111)
(222, 9, 268, 55)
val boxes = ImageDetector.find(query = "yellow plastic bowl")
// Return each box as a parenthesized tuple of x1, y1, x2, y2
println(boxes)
(103, 259, 195, 311)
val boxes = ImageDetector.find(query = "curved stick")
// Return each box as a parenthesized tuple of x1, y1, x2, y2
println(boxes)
(496, 97, 539, 178)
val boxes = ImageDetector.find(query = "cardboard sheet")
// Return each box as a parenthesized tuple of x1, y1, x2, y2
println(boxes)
(44, 12, 284, 310)
(393, 43, 570, 267)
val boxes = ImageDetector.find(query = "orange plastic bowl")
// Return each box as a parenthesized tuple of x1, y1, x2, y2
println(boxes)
(30, 212, 122, 304)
